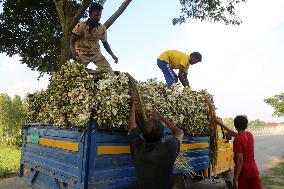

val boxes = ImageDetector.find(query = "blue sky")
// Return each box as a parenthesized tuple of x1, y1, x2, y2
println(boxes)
(0, 0, 284, 122)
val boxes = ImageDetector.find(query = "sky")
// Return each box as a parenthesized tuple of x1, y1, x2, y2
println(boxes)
(0, 0, 283, 122)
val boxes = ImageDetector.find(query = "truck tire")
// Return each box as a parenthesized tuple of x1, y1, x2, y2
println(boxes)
(222, 170, 233, 189)
(172, 174, 186, 189)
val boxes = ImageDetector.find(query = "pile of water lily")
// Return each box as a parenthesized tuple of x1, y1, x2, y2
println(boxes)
(27, 61, 215, 136)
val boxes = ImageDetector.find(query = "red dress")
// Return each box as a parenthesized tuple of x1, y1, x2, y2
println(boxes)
(233, 131, 262, 189)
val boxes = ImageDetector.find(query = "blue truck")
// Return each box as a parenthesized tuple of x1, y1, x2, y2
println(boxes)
(19, 120, 233, 189)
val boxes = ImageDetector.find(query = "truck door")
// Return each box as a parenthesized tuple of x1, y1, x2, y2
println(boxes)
(214, 125, 234, 175)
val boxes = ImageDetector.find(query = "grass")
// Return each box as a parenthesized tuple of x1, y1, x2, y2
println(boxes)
(0, 145, 21, 178)
(261, 160, 284, 189)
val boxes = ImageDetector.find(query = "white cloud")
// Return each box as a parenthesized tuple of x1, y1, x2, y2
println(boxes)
(0, 55, 49, 98)
(177, 0, 284, 122)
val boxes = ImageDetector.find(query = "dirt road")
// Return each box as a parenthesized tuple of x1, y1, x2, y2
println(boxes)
(254, 135, 284, 173)
(1, 134, 283, 189)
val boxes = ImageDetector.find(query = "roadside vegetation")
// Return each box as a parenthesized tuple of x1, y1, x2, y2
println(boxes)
(0, 145, 21, 178)
(0, 93, 25, 178)
(0, 93, 27, 146)
(261, 159, 284, 188)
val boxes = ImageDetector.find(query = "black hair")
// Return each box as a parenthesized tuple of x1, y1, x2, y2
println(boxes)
(143, 117, 164, 143)
(234, 115, 248, 130)
(89, 3, 103, 17)
(190, 52, 202, 62)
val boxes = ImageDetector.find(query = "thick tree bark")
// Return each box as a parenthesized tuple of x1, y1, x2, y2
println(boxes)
(72, 0, 92, 30)
(104, 0, 132, 29)
(53, 0, 66, 31)
(59, 29, 72, 68)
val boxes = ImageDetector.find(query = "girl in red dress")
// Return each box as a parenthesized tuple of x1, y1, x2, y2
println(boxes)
(217, 115, 262, 189)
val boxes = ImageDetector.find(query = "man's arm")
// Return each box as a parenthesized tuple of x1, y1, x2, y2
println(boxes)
(70, 33, 80, 60)
(178, 65, 190, 88)
(102, 41, 118, 63)
(128, 98, 137, 132)
(216, 117, 238, 137)
(233, 153, 243, 189)
(152, 111, 184, 144)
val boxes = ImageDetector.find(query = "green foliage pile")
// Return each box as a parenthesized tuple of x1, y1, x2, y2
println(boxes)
(0, 145, 21, 177)
(27, 61, 215, 136)
(94, 72, 130, 129)
(138, 79, 213, 135)
(27, 62, 96, 126)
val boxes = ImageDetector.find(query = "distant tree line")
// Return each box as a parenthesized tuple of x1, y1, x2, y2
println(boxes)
(0, 93, 27, 146)
(223, 117, 265, 128)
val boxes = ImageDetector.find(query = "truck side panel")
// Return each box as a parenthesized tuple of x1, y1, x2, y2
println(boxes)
(174, 135, 210, 174)
(87, 128, 135, 188)
(20, 122, 211, 189)
(20, 125, 86, 189)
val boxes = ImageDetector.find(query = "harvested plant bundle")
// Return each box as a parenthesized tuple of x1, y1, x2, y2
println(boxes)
(26, 61, 218, 170)
(27, 62, 131, 128)
(138, 79, 214, 136)
(27, 61, 96, 126)
(93, 72, 130, 129)
(27, 61, 215, 136)
(174, 150, 193, 174)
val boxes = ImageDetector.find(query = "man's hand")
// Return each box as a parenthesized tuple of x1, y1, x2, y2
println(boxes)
(130, 95, 136, 109)
(150, 109, 161, 118)
(216, 116, 238, 137)
(112, 55, 118, 64)
(215, 117, 224, 126)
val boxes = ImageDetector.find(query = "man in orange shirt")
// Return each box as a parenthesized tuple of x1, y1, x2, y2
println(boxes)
(157, 50, 202, 88)
(70, 3, 118, 71)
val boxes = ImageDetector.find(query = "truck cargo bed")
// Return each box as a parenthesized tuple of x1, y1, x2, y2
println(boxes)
(20, 121, 210, 189)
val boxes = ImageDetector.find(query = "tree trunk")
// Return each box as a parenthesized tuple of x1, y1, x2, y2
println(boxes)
(104, 0, 133, 29)
(59, 30, 72, 68)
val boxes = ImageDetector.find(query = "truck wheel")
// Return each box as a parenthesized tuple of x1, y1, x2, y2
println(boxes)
(222, 170, 233, 189)
(225, 180, 233, 189)
(172, 174, 186, 189)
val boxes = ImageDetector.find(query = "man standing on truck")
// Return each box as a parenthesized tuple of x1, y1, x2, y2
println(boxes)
(157, 50, 202, 88)
(128, 98, 184, 189)
(216, 115, 262, 189)
(70, 3, 118, 71)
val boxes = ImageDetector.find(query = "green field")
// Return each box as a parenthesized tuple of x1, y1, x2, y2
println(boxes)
(0, 145, 21, 178)
(261, 160, 284, 189)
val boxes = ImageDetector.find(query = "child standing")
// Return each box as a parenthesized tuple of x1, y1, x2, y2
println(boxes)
(216, 115, 262, 189)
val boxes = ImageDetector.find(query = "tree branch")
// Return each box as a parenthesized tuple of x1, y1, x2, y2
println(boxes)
(72, 0, 92, 31)
(53, 0, 66, 31)
(103, 0, 132, 29)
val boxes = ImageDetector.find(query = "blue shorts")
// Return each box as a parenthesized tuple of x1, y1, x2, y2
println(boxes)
(157, 59, 178, 86)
